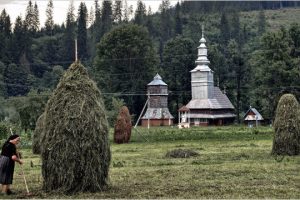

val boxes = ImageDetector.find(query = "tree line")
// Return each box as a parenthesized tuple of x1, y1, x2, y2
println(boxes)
(0, 0, 300, 129)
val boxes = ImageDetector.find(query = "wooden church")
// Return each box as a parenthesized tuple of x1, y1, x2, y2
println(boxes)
(178, 30, 235, 126)
(141, 74, 174, 127)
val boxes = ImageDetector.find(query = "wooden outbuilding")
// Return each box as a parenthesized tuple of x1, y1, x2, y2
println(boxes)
(243, 106, 264, 127)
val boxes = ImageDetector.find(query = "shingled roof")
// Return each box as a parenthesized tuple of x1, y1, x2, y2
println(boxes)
(186, 87, 235, 109)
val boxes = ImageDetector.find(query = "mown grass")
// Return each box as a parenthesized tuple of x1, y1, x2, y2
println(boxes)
(2, 126, 300, 199)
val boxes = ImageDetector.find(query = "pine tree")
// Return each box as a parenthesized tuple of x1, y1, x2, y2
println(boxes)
(45, 0, 54, 35)
(113, 0, 122, 24)
(231, 11, 241, 45)
(93, 0, 101, 43)
(64, 0, 76, 63)
(25, 1, 39, 34)
(159, 0, 172, 40)
(33, 2, 40, 32)
(25, 0, 34, 33)
(220, 12, 230, 47)
(100, 0, 113, 37)
(175, 2, 182, 35)
(77, 2, 88, 61)
(123, 0, 133, 23)
(134, 0, 146, 25)
(88, 6, 95, 28)
(11, 16, 26, 63)
(228, 39, 245, 123)
(0, 9, 11, 64)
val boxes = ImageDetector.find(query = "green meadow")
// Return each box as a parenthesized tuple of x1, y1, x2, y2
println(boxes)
(3, 126, 300, 199)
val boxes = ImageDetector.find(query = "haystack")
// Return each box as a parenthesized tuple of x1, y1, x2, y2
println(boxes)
(272, 94, 300, 155)
(114, 106, 132, 144)
(32, 112, 45, 154)
(41, 61, 111, 193)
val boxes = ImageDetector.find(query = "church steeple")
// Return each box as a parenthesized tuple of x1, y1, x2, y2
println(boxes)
(190, 25, 214, 99)
(194, 25, 210, 68)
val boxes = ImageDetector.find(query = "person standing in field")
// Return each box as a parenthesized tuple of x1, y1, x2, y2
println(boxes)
(0, 134, 23, 195)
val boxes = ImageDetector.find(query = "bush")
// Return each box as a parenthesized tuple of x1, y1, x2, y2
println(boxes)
(0, 122, 9, 140)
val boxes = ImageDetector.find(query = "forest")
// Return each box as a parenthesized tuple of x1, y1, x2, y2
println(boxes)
(0, 0, 300, 131)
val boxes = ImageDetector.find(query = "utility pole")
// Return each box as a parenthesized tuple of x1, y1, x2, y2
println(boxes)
(147, 92, 150, 129)
(75, 39, 78, 61)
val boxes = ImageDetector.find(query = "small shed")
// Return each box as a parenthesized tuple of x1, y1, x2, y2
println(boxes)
(243, 106, 264, 127)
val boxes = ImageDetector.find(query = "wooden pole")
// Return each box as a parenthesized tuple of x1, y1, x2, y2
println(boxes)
(147, 92, 150, 129)
(75, 39, 78, 61)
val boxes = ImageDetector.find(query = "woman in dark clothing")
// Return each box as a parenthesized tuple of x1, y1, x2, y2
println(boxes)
(0, 134, 23, 195)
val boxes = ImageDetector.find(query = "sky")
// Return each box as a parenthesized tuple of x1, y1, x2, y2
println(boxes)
(0, 0, 178, 27)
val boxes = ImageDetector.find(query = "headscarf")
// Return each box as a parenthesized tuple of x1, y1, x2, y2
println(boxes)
(1, 134, 20, 151)
(8, 134, 20, 141)
(5, 134, 20, 144)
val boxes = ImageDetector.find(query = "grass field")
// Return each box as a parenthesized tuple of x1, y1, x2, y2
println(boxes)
(2, 126, 300, 199)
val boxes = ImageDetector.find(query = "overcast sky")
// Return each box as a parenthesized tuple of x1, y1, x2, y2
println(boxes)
(0, 0, 177, 27)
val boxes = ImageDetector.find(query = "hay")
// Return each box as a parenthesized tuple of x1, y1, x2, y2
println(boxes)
(32, 112, 45, 154)
(272, 94, 300, 156)
(41, 61, 111, 194)
(114, 106, 132, 144)
(166, 149, 199, 158)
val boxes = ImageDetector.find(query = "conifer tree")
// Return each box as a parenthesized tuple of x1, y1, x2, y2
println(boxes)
(77, 2, 88, 61)
(33, 2, 40, 32)
(220, 12, 230, 47)
(100, 0, 112, 37)
(64, 0, 76, 63)
(45, 0, 54, 35)
(160, 0, 172, 40)
(134, 0, 146, 25)
(175, 2, 182, 35)
(0, 9, 11, 64)
(113, 0, 122, 24)
(123, 0, 133, 23)
(11, 16, 26, 63)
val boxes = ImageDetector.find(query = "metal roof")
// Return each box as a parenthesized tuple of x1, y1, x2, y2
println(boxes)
(243, 107, 264, 121)
(147, 73, 167, 86)
(186, 87, 235, 109)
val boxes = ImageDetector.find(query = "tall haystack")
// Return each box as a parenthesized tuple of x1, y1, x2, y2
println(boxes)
(32, 112, 45, 154)
(114, 106, 132, 144)
(272, 94, 300, 155)
(41, 61, 111, 193)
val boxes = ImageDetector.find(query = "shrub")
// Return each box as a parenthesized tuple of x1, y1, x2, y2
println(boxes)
(0, 122, 9, 140)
